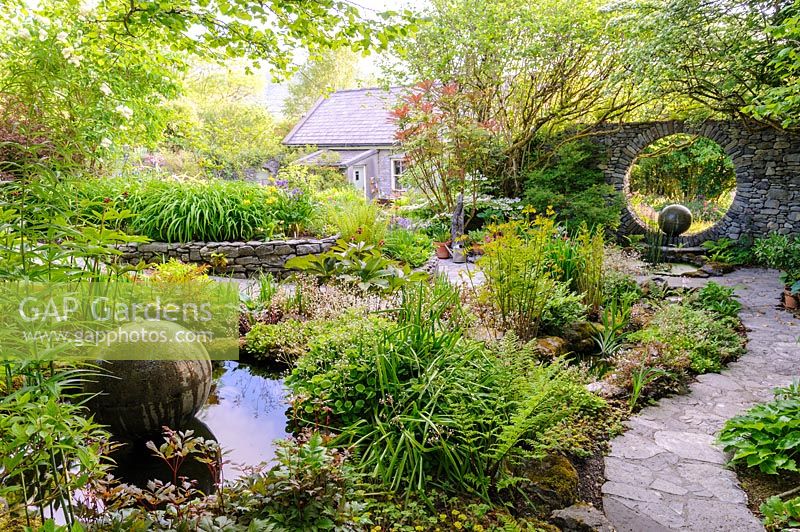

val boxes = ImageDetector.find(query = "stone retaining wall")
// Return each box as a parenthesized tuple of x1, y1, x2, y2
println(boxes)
(592, 120, 800, 245)
(117, 236, 338, 278)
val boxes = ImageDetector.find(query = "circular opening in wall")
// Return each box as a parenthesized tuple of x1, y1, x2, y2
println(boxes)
(627, 133, 736, 236)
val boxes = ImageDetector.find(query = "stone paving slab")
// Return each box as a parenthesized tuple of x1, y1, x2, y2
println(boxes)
(602, 268, 800, 532)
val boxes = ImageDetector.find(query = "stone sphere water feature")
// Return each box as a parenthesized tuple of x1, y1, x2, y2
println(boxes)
(658, 204, 693, 236)
(84, 320, 213, 438)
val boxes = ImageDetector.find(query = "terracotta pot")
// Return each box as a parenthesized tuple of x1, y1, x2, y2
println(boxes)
(785, 289, 799, 310)
(434, 241, 451, 259)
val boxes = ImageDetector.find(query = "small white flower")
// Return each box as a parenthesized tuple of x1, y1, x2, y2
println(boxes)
(100, 137, 112, 149)
(99, 83, 112, 96)
(18, 27, 31, 39)
(61, 45, 74, 59)
(38, 29, 48, 41)
(68, 55, 82, 67)
(56, 31, 68, 42)
(115, 104, 133, 119)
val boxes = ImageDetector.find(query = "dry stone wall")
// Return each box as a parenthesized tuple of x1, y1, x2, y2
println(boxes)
(593, 120, 800, 245)
(117, 236, 338, 278)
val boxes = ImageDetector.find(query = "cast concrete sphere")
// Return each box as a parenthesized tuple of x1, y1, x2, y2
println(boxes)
(84, 320, 213, 438)
(658, 204, 693, 236)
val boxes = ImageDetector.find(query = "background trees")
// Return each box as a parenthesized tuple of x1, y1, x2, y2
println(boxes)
(0, 0, 409, 173)
(616, 0, 798, 126)
(393, 0, 636, 198)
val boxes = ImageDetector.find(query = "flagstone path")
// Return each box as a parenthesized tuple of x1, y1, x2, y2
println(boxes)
(602, 268, 800, 532)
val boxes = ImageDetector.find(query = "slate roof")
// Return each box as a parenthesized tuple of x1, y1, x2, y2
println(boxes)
(283, 87, 404, 147)
(294, 149, 377, 167)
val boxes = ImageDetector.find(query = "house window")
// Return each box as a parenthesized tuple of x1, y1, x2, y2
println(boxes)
(391, 158, 407, 191)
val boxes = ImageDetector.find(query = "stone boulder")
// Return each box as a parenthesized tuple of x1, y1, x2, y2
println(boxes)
(84, 321, 212, 438)
(515, 454, 579, 513)
(551, 503, 616, 532)
(562, 321, 602, 355)
(535, 336, 569, 359)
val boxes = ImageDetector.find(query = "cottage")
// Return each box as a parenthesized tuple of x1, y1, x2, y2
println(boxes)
(282, 87, 407, 199)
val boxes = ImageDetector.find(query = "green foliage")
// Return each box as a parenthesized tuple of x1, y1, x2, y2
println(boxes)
(761, 495, 800, 531)
(719, 383, 800, 475)
(235, 432, 366, 531)
(127, 178, 277, 242)
(540, 283, 587, 336)
(395, 0, 632, 195)
(245, 313, 391, 365)
(617, 0, 795, 125)
(271, 186, 316, 237)
(0, 364, 113, 528)
(702, 238, 752, 265)
(524, 141, 623, 231)
(478, 218, 559, 341)
(383, 228, 433, 268)
(628, 304, 745, 374)
(286, 240, 425, 293)
(689, 282, 742, 319)
(195, 100, 283, 178)
(0, 0, 409, 171)
(593, 293, 635, 358)
(629, 366, 672, 411)
(753, 233, 800, 289)
(287, 284, 604, 498)
(327, 198, 388, 246)
(629, 135, 736, 203)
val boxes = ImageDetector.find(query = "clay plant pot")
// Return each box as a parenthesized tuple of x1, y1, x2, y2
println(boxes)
(784, 289, 799, 310)
(434, 241, 451, 259)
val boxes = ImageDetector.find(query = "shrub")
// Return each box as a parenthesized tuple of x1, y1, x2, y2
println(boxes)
(287, 284, 604, 498)
(627, 303, 745, 374)
(233, 432, 367, 530)
(271, 185, 316, 237)
(540, 282, 587, 335)
(127, 178, 278, 242)
(523, 141, 623, 231)
(383, 228, 433, 268)
(477, 218, 559, 340)
(718, 383, 800, 475)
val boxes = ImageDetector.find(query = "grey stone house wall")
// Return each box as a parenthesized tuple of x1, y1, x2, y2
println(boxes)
(592, 120, 800, 245)
(117, 237, 338, 279)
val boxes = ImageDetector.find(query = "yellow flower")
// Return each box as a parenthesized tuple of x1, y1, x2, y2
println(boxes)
(522, 205, 537, 215)
(243, 199, 251, 206)
(474, 526, 484, 532)
(451, 510, 460, 517)
(453, 522, 463, 530)
(415, 527, 424, 531)
(439, 514, 447, 521)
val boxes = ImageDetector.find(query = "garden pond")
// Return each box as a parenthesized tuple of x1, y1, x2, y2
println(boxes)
(111, 361, 289, 491)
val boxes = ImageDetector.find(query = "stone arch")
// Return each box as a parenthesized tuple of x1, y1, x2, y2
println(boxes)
(595, 120, 800, 245)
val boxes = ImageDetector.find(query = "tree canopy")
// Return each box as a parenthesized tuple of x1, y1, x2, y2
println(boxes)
(0, 0, 412, 171)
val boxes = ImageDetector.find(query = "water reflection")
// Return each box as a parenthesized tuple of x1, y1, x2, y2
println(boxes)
(197, 360, 289, 479)
(110, 361, 289, 488)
